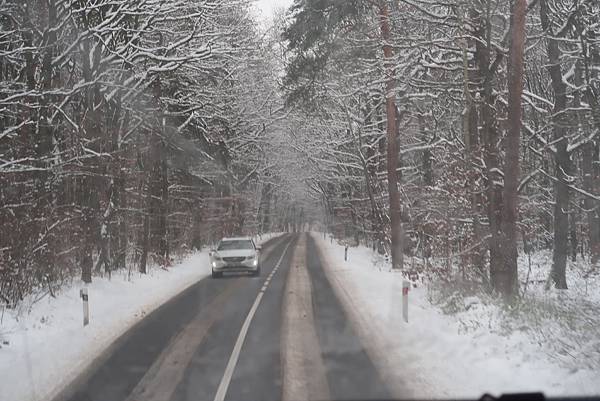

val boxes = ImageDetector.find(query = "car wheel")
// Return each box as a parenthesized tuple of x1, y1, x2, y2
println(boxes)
(212, 270, 223, 279)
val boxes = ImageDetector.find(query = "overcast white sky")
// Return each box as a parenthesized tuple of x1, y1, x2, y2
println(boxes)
(254, 0, 293, 20)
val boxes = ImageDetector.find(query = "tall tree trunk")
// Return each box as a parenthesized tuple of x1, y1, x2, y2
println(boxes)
(499, 0, 527, 298)
(81, 175, 95, 283)
(570, 212, 578, 262)
(569, 60, 582, 264)
(80, 37, 100, 284)
(552, 159, 570, 289)
(581, 0, 600, 263)
(111, 104, 128, 270)
(159, 140, 169, 259)
(357, 103, 385, 251)
(462, 7, 485, 279)
(583, 82, 600, 262)
(33, 0, 58, 278)
(139, 212, 150, 274)
(38, 0, 56, 159)
(139, 146, 152, 274)
(475, 1, 503, 290)
(582, 141, 599, 260)
(95, 185, 113, 274)
(378, 2, 403, 270)
(541, 0, 570, 289)
(147, 78, 169, 260)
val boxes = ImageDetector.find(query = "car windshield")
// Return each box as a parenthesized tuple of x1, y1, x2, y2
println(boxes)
(217, 240, 254, 251)
(3, 0, 600, 401)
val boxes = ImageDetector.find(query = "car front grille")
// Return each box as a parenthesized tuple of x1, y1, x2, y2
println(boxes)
(223, 256, 245, 263)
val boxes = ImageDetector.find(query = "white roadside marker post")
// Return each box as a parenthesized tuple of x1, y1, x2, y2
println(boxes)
(402, 280, 409, 323)
(344, 245, 348, 261)
(80, 288, 89, 326)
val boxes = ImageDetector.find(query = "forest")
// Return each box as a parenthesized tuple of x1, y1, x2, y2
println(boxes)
(1, 0, 599, 306)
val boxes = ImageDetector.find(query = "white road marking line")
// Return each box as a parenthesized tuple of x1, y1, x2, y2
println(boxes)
(213, 240, 293, 401)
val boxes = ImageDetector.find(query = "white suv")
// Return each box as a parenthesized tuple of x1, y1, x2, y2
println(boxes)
(210, 237, 261, 278)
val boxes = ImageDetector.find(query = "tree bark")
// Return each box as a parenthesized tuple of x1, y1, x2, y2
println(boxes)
(475, 1, 503, 290)
(582, 141, 599, 260)
(463, 5, 485, 279)
(378, 2, 403, 270)
(80, 36, 101, 284)
(139, 148, 152, 274)
(139, 212, 150, 274)
(499, 0, 527, 298)
(540, 0, 570, 289)
(570, 212, 578, 262)
(159, 140, 169, 259)
(582, 80, 600, 262)
(112, 103, 128, 270)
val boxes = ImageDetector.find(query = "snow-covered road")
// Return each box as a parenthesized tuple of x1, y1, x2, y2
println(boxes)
(40, 233, 393, 401)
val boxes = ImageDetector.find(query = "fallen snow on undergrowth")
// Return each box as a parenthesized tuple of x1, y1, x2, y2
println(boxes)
(0, 233, 281, 401)
(314, 233, 600, 399)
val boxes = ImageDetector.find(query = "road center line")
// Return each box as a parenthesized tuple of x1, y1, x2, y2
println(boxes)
(212, 239, 293, 401)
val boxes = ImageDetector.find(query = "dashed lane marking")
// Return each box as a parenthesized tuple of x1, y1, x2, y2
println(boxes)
(212, 239, 293, 401)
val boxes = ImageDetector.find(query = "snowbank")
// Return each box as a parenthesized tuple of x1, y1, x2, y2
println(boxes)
(313, 233, 600, 399)
(0, 234, 281, 401)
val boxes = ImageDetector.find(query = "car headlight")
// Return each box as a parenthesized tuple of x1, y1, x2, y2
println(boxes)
(253, 259, 258, 266)
(212, 261, 217, 268)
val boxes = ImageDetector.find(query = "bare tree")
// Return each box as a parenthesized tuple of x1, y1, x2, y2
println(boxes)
(499, 0, 527, 297)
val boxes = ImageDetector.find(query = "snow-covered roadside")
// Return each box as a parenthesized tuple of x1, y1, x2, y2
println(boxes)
(313, 233, 600, 399)
(0, 234, 282, 401)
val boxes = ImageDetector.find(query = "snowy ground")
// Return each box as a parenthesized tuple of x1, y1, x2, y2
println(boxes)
(0, 233, 281, 401)
(313, 233, 600, 399)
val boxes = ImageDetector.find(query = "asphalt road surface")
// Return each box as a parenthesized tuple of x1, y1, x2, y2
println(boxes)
(55, 233, 392, 401)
